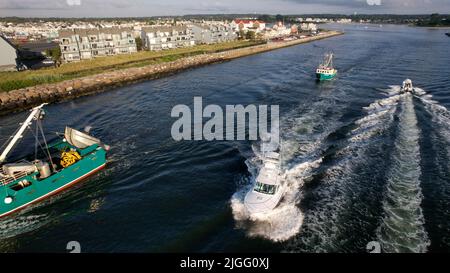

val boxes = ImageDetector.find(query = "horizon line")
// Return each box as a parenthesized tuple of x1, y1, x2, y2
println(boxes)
(0, 13, 448, 20)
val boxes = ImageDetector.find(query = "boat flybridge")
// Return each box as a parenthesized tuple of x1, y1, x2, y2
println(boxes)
(0, 104, 108, 219)
(244, 143, 285, 215)
(401, 79, 414, 93)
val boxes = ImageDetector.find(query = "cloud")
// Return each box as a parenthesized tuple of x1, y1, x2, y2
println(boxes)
(367, 0, 382, 5)
(66, 0, 81, 6)
(0, 0, 67, 10)
(0, 0, 448, 17)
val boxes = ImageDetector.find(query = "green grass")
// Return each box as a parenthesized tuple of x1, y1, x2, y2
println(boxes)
(0, 40, 264, 92)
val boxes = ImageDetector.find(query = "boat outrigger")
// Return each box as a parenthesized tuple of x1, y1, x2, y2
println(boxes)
(244, 142, 285, 215)
(316, 52, 337, 81)
(0, 104, 108, 219)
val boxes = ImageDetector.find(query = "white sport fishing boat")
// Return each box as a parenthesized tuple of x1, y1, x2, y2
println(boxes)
(401, 79, 414, 93)
(244, 143, 285, 215)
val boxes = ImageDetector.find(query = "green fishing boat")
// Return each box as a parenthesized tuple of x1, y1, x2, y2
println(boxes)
(0, 104, 108, 219)
(316, 52, 337, 81)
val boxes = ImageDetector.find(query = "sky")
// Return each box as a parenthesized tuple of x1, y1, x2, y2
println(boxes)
(0, 0, 449, 17)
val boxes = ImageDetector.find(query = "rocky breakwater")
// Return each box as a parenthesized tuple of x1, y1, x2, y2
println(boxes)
(0, 31, 342, 116)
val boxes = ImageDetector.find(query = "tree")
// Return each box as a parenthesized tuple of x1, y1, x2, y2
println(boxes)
(275, 14, 284, 23)
(429, 13, 440, 25)
(135, 37, 143, 51)
(256, 32, 264, 40)
(258, 14, 272, 23)
(238, 29, 245, 40)
(245, 31, 256, 40)
(45, 46, 61, 62)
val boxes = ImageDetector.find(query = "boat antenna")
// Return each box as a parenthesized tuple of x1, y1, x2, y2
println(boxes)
(0, 103, 47, 163)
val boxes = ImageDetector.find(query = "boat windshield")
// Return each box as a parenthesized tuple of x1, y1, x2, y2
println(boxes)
(253, 182, 277, 195)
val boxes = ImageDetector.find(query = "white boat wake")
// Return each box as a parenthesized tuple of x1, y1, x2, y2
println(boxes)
(231, 97, 341, 242)
(0, 213, 51, 240)
(376, 94, 430, 253)
(286, 86, 404, 252)
(231, 84, 442, 247)
(345, 85, 403, 150)
(418, 91, 450, 145)
(231, 145, 322, 242)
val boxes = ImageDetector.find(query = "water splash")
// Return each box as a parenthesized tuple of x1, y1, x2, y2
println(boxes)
(230, 157, 322, 242)
(231, 97, 344, 242)
(0, 213, 52, 240)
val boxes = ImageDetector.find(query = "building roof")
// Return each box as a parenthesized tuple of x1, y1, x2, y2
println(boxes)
(20, 40, 58, 53)
(141, 25, 188, 33)
(191, 23, 229, 31)
(233, 19, 265, 24)
(58, 27, 134, 38)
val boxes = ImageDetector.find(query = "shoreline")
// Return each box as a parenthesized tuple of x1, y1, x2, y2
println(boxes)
(0, 31, 343, 116)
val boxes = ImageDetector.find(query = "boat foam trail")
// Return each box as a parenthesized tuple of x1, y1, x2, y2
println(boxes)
(346, 86, 402, 148)
(415, 91, 450, 250)
(376, 94, 430, 253)
(0, 214, 51, 240)
(286, 87, 401, 252)
(416, 88, 450, 161)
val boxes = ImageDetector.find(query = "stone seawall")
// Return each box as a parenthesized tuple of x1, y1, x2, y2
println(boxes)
(0, 31, 342, 116)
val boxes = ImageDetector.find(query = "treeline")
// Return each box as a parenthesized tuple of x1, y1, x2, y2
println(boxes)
(1, 14, 449, 26)
(415, 13, 450, 26)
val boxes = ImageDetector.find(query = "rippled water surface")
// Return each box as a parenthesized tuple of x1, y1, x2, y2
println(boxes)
(0, 24, 449, 252)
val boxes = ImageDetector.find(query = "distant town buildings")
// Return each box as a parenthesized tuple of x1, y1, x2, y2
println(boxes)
(300, 23, 318, 32)
(262, 22, 292, 39)
(191, 22, 237, 44)
(0, 17, 324, 65)
(336, 18, 353, 24)
(0, 36, 19, 71)
(58, 28, 137, 62)
(231, 19, 266, 33)
(141, 25, 194, 51)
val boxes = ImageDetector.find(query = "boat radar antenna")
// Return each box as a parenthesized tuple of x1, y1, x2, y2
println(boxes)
(0, 103, 47, 163)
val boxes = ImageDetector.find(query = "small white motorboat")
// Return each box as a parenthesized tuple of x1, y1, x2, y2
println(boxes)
(401, 79, 414, 93)
(244, 149, 285, 215)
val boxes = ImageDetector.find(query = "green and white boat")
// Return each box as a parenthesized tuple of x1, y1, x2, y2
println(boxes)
(316, 53, 337, 81)
(0, 104, 108, 219)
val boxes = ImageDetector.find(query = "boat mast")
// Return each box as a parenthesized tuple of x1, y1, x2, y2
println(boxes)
(323, 53, 333, 68)
(329, 53, 333, 68)
(0, 103, 47, 163)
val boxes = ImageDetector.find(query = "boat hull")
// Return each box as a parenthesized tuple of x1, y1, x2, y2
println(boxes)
(244, 187, 284, 215)
(0, 146, 106, 219)
(316, 71, 337, 81)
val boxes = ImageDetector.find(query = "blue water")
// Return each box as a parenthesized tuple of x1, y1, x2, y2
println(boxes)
(0, 24, 449, 253)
